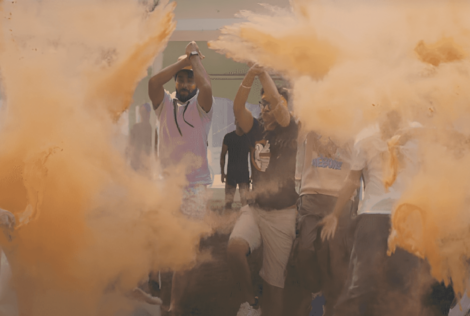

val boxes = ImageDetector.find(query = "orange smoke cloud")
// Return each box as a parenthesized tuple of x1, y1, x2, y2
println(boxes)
(389, 139, 470, 296)
(0, 0, 208, 315)
(415, 37, 466, 67)
(210, 0, 470, 298)
(209, 5, 339, 79)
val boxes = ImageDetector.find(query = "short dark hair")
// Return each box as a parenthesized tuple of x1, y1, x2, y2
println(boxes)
(174, 69, 194, 81)
(260, 86, 289, 103)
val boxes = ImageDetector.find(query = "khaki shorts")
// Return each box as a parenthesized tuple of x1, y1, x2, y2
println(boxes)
(229, 205, 297, 288)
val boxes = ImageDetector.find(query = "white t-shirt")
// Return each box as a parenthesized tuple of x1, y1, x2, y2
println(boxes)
(155, 91, 213, 186)
(352, 124, 420, 215)
(300, 132, 353, 198)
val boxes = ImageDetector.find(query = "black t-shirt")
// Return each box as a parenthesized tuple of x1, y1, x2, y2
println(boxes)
(223, 131, 250, 185)
(246, 117, 299, 210)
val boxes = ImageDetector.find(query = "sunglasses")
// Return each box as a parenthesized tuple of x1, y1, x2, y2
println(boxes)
(259, 99, 271, 111)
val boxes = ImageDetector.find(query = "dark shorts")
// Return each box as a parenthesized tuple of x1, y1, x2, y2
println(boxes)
(292, 194, 354, 314)
(333, 213, 422, 316)
(224, 182, 250, 207)
(226, 176, 249, 187)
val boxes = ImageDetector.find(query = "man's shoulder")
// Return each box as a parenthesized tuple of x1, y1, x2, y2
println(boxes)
(224, 131, 235, 140)
(156, 90, 175, 109)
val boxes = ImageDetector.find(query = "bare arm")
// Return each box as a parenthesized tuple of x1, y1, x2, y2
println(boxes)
(184, 42, 213, 112)
(233, 68, 256, 134)
(148, 58, 191, 110)
(220, 144, 228, 183)
(257, 70, 290, 127)
(321, 170, 362, 240)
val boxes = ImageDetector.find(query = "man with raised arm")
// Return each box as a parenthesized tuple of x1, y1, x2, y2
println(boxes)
(148, 41, 213, 315)
(227, 64, 298, 316)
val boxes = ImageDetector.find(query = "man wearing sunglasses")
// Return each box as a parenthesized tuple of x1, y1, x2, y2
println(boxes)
(227, 64, 298, 316)
(148, 41, 213, 316)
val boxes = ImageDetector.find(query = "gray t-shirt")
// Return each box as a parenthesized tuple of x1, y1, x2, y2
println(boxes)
(300, 132, 353, 197)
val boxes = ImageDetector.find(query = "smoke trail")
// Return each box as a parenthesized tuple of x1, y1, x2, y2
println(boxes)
(0, 0, 209, 315)
(210, 0, 470, 299)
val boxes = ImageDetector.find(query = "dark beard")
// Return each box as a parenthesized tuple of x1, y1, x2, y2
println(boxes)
(176, 88, 198, 102)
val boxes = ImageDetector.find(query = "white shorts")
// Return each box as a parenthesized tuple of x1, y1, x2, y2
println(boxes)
(229, 205, 297, 288)
(180, 185, 208, 220)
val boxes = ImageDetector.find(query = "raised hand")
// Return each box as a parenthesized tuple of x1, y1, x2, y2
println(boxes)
(185, 41, 205, 59)
(248, 63, 265, 76)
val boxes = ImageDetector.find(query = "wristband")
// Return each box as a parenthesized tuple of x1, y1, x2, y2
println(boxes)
(240, 84, 252, 89)
(189, 51, 199, 59)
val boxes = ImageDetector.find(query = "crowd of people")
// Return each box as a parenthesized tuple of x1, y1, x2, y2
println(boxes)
(143, 41, 458, 316)
(0, 40, 462, 316)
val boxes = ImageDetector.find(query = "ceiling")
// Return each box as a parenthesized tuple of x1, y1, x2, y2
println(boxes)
(171, 0, 290, 19)
(167, 0, 291, 40)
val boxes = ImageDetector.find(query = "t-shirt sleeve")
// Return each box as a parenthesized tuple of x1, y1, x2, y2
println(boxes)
(154, 90, 171, 119)
(223, 133, 229, 147)
(351, 140, 367, 171)
(197, 95, 215, 122)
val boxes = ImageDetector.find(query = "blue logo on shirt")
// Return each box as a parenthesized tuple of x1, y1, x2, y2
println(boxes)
(312, 155, 343, 170)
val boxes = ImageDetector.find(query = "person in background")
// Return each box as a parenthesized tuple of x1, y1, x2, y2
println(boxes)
(129, 103, 152, 174)
(227, 64, 298, 316)
(148, 40, 213, 316)
(220, 119, 251, 210)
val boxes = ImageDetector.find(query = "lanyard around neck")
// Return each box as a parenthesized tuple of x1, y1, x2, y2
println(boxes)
(173, 99, 194, 137)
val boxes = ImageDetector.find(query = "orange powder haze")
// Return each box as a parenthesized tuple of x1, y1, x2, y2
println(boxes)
(210, 0, 470, 299)
(0, 0, 208, 315)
